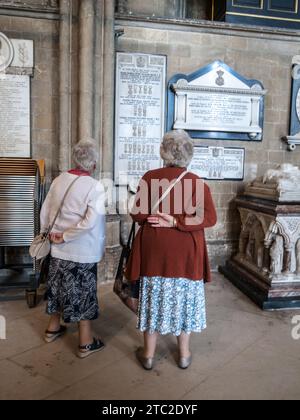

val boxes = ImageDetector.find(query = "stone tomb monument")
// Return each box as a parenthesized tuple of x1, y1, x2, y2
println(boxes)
(220, 164, 300, 310)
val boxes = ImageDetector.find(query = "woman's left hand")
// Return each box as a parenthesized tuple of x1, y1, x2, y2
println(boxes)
(147, 212, 175, 228)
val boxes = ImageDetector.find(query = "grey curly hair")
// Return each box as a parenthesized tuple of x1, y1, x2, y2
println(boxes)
(72, 138, 99, 172)
(160, 130, 194, 168)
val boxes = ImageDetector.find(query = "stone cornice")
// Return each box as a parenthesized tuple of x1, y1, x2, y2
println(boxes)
(0, 0, 58, 11)
(0, 0, 59, 19)
(115, 14, 300, 42)
(171, 84, 267, 96)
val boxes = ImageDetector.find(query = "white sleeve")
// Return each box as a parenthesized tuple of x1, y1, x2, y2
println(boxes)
(63, 181, 106, 243)
(40, 182, 55, 233)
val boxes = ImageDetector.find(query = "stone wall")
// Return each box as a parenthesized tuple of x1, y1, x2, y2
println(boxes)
(1, 1, 300, 278)
(0, 13, 60, 182)
(116, 0, 209, 20)
(0, 6, 60, 267)
(0, 1, 122, 283)
(116, 17, 300, 269)
(186, 0, 210, 19)
(0, 1, 58, 11)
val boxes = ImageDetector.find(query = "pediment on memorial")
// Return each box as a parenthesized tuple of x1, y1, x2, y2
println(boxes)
(169, 60, 264, 92)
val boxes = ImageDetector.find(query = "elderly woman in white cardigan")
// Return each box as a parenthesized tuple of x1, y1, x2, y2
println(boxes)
(40, 139, 106, 359)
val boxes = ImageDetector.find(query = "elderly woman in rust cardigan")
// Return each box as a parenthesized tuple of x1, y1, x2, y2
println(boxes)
(126, 129, 217, 370)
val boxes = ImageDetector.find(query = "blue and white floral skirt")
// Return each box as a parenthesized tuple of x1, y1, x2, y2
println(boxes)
(46, 257, 99, 324)
(137, 277, 207, 336)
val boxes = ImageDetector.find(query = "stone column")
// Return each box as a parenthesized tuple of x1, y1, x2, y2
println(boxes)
(96, 0, 121, 283)
(58, 0, 120, 283)
(296, 240, 300, 275)
(78, 0, 95, 141)
(102, 0, 115, 180)
(59, 0, 75, 172)
(175, 92, 187, 127)
(262, 247, 271, 274)
(94, 0, 105, 171)
(283, 247, 293, 274)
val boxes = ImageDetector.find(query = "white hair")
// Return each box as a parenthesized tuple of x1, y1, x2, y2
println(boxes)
(72, 138, 99, 172)
(160, 130, 194, 168)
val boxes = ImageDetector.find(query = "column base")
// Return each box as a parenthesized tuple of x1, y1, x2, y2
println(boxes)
(98, 245, 122, 283)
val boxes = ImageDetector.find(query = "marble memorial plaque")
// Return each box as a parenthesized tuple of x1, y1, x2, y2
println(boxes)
(168, 61, 267, 141)
(0, 74, 31, 158)
(186, 92, 252, 131)
(0, 33, 14, 72)
(115, 53, 166, 185)
(283, 56, 300, 151)
(189, 146, 245, 180)
(11, 39, 34, 69)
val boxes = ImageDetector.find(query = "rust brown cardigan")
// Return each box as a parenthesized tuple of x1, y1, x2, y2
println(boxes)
(125, 167, 217, 283)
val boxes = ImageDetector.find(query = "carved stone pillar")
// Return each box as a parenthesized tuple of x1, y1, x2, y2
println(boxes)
(58, 0, 120, 282)
(59, 0, 78, 172)
(283, 247, 293, 274)
(78, 0, 95, 140)
(175, 92, 187, 126)
(262, 247, 271, 273)
(99, 0, 121, 282)
(102, 0, 115, 181)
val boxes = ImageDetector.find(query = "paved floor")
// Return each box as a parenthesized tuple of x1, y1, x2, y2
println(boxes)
(0, 273, 300, 400)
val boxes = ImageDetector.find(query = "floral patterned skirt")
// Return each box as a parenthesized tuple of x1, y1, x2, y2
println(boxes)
(137, 277, 207, 336)
(46, 257, 99, 324)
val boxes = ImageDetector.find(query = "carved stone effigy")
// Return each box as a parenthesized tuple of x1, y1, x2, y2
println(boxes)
(220, 164, 300, 310)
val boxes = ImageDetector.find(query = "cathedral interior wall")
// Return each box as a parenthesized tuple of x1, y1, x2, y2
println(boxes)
(1, 1, 300, 273)
(116, 17, 300, 266)
(0, 13, 60, 182)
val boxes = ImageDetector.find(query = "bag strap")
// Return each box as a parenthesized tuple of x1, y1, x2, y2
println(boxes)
(151, 170, 188, 214)
(47, 176, 81, 235)
(127, 222, 136, 249)
(116, 222, 136, 279)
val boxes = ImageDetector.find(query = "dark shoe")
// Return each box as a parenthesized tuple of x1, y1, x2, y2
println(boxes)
(77, 338, 105, 359)
(136, 347, 154, 370)
(178, 354, 192, 369)
(44, 325, 67, 344)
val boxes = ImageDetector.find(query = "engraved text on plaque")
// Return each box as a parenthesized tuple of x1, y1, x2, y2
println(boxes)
(189, 146, 245, 180)
(0, 74, 30, 158)
(115, 53, 166, 185)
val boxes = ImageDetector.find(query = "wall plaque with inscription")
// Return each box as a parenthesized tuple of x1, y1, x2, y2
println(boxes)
(0, 74, 31, 158)
(115, 53, 166, 185)
(168, 60, 267, 142)
(189, 146, 245, 181)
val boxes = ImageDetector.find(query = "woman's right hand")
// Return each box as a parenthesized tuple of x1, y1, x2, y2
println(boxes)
(50, 233, 64, 244)
(147, 212, 176, 228)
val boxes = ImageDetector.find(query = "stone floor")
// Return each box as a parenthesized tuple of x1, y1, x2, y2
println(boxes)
(0, 273, 300, 400)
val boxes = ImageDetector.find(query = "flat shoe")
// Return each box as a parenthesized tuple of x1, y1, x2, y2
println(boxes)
(44, 325, 67, 344)
(178, 354, 192, 369)
(77, 338, 105, 359)
(136, 347, 154, 370)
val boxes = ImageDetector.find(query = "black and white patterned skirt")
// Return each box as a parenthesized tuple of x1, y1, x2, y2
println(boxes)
(46, 257, 99, 323)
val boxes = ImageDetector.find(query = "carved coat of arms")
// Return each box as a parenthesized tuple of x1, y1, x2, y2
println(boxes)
(215, 70, 225, 87)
